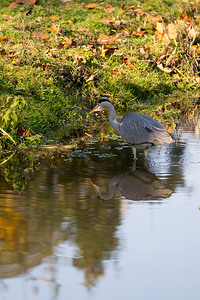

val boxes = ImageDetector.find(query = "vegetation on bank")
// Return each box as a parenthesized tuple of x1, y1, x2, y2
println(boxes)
(0, 0, 200, 147)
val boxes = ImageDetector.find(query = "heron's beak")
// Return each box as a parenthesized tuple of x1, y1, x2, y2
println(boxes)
(88, 179, 101, 194)
(89, 104, 102, 114)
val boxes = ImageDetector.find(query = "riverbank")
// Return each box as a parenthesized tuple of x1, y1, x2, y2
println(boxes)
(0, 0, 200, 146)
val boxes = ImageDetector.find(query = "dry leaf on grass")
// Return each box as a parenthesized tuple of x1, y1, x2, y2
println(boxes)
(195, 77, 200, 84)
(52, 23, 61, 33)
(167, 23, 177, 39)
(157, 63, 172, 73)
(110, 69, 122, 75)
(34, 30, 49, 39)
(100, 18, 114, 25)
(132, 27, 146, 37)
(121, 57, 135, 69)
(97, 33, 119, 44)
(0, 35, 8, 41)
(104, 4, 115, 13)
(50, 15, 60, 21)
(99, 44, 118, 57)
(9, 0, 36, 7)
(83, 3, 98, 9)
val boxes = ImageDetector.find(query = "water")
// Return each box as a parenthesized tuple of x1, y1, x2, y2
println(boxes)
(0, 113, 200, 300)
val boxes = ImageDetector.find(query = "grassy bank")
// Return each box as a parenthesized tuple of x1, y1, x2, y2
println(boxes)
(0, 0, 199, 146)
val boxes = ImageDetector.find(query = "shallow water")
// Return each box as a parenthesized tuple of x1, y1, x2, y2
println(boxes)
(0, 113, 200, 300)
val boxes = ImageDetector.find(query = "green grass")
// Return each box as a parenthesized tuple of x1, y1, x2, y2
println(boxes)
(0, 0, 199, 144)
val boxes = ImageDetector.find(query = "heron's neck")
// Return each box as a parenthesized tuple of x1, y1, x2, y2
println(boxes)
(108, 105, 120, 134)
(98, 174, 122, 200)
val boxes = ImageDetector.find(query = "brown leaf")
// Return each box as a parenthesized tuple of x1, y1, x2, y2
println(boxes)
(122, 28, 129, 37)
(191, 45, 200, 54)
(57, 42, 65, 49)
(150, 15, 163, 23)
(132, 28, 146, 37)
(64, 36, 72, 46)
(99, 44, 118, 57)
(52, 23, 61, 33)
(122, 57, 134, 69)
(180, 13, 191, 22)
(196, 77, 200, 84)
(110, 69, 122, 75)
(84, 3, 98, 9)
(167, 23, 177, 39)
(34, 30, 49, 39)
(104, 4, 115, 13)
(9, 0, 36, 7)
(0, 48, 15, 58)
(157, 63, 172, 73)
(0, 35, 8, 41)
(97, 33, 119, 44)
(23, 9, 32, 15)
(154, 22, 168, 43)
(50, 15, 60, 21)
(100, 18, 114, 25)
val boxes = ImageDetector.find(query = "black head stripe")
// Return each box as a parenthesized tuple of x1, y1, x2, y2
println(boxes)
(98, 98, 110, 104)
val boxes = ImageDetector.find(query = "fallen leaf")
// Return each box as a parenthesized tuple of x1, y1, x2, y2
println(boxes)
(84, 3, 98, 9)
(157, 63, 172, 73)
(50, 15, 60, 21)
(180, 13, 191, 22)
(9, 0, 36, 7)
(97, 33, 119, 44)
(114, 20, 125, 27)
(86, 72, 98, 83)
(150, 15, 163, 23)
(57, 42, 65, 49)
(100, 18, 114, 25)
(196, 77, 200, 84)
(104, 4, 115, 13)
(110, 69, 122, 75)
(173, 76, 182, 83)
(0, 48, 15, 58)
(52, 23, 61, 33)
(65, 19, 73, 25)
(187, 25, 197, 39)
(139, 47, 146, 55)
(122, 57, 134, 69)
(167, 23, 177, 39)
(122, 28, 129, 37)
(154, 22, 168, 43)
(191, 45, 200, 54)
(64, 36, 72, 46)
(132, 28, 146, 37)
(23, 9, 32, 15)
(34, 30, 49, 39)
(0, 35, 8, 41)
(70, 39, 77, 48)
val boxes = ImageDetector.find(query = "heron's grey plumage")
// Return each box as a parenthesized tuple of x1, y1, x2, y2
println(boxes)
(89, 99, 174, 159)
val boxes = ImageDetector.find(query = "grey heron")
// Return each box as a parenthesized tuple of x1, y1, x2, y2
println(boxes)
(89, 98, 174, 159)
(89, 168, 173, 201)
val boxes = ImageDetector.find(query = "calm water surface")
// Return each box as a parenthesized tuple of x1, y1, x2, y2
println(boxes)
(0, 113, 200, 300)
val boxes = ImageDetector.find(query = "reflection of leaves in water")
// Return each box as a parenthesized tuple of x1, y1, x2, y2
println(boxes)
(72, 199, 120, 288)
(0, 150, 40, 191)
(0, 149, 122, 288)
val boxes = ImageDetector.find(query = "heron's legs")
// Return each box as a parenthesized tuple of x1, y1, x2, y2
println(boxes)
(158, 145, 162, 153)
(144, 149, 148, 160)
(131, 147, 137, 160)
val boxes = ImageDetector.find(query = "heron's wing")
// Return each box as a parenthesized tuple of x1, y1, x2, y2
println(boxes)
(119, 112, 172, 145)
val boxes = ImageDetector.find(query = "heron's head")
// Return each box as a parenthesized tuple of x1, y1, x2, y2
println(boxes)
(89, 98, 113, 114)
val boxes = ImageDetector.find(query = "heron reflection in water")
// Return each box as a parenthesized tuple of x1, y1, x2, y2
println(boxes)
(89, 98, 174, 160)
(89, 163, 173, 201)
